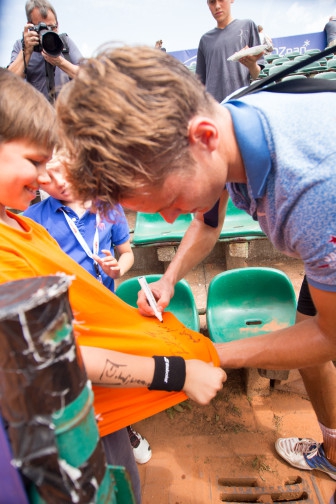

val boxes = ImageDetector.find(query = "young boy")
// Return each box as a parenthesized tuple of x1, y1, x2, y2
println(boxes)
(23, 151, 151, 464)
(0, 67, 226, 503)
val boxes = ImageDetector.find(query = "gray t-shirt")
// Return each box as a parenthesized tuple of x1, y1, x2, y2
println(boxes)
(196, 18, 262, 103)
(324, 19, 336, 45)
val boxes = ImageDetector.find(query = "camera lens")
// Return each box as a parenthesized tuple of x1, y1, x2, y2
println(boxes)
(41, 31, 64, 57)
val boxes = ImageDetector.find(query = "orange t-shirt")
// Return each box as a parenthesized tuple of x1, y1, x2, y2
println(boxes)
(0, 212, 220, 436)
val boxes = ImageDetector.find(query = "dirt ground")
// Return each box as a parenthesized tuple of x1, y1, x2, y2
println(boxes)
(135, 368, 335, 503)
(116, 217, 335, 502)
(128, 257, 336, 503)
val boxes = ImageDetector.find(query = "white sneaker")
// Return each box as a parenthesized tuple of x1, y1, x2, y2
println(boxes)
(275, 437, 336, 480)
(127, 425, 152, 464)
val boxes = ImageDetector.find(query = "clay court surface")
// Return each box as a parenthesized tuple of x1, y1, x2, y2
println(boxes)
(119, 212, 335, 503)
(135, 366, 335, 503)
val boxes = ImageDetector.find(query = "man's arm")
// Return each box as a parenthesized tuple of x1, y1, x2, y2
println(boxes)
(195, 43, 206, 85)
(216, 285, 336, 370)
(137, 190, 229, 316)
(8, 25, 37, 77)
(80, 346, 227, 405)
(42, 51, 80, 79)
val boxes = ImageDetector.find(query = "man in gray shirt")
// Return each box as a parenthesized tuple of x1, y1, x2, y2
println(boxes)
(324, 15, 336, 48)
(8, 0, 82, 102)
(196, 0, 264, 103)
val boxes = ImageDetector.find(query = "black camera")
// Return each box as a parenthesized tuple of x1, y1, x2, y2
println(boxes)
(29, 22, 64, 57)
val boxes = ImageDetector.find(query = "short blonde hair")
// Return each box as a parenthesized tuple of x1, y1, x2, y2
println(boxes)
(56, 44, 214, 211)
(0, 68, 56, 150)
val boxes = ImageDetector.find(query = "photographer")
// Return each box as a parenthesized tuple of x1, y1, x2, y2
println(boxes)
(8, 0, 82, 103)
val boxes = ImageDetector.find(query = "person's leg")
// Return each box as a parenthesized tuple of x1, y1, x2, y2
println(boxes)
(101, 428, 142, 504)
(299, 362, 336, 463)
(275, 276, 336, 479)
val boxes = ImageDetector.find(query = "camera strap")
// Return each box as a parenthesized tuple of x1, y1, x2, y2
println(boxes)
(21, 34, 28, 79)
(45, 34, 71, 103)
(45, 61, 56, 104)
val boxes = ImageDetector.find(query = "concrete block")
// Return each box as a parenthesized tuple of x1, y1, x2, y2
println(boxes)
(157, 246, 177, 262)
(244, 368, 271, 397)
(229, 242, 249, 258)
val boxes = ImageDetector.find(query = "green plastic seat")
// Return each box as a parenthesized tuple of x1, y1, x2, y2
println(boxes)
(317, 57, 328, 67)
(264, 53, 279, 63)
(268, 65, 285, 78)
(314, 71, 336, 79)
(273, 57, 290, 65)
(305, 48, 321, 56)
(132, 213, 193, 245)
(299, 62, 324, 74)
(116, 274, 200, 331)
(293, 55, 311, 62)
(327, 58, 336, 70)
(286, 51, 301, 60)
(281, 74, 307, 81)
(206, 267, 296, 343)
(219, 199, 265, 240)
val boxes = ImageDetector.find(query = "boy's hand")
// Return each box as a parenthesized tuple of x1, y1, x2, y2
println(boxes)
(183, 360, 226, 405)
(93, 250, 121, 279)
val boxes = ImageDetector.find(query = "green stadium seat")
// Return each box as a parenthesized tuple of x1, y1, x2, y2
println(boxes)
(281, 74, 307, 81)
(305, 48, 321, 56)
(327, 58, 336, 70)
(299, 62, 325, 74)
(264, 53, 279, 63)
(317, 57, 328, 67)
(314, 71, 336, 79)
(116, 274, 200, 331)
(258, 70, 268, 79)
(206, 267, 296, 344)
(132, 212, 193, 245)
(219, 198, 265, 240)
(268, 65, 285, 79)
(286, 51, 301, 60)
(273, 57, 290, 65)
(294, 55, 311, 62)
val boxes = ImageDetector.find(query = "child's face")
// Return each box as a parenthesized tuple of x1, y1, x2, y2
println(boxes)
(41, 161, 74, 202)
(0, 139, 52, 211)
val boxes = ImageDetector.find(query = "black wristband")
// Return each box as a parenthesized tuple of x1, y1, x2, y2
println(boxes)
(148, 356, 186, 392)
